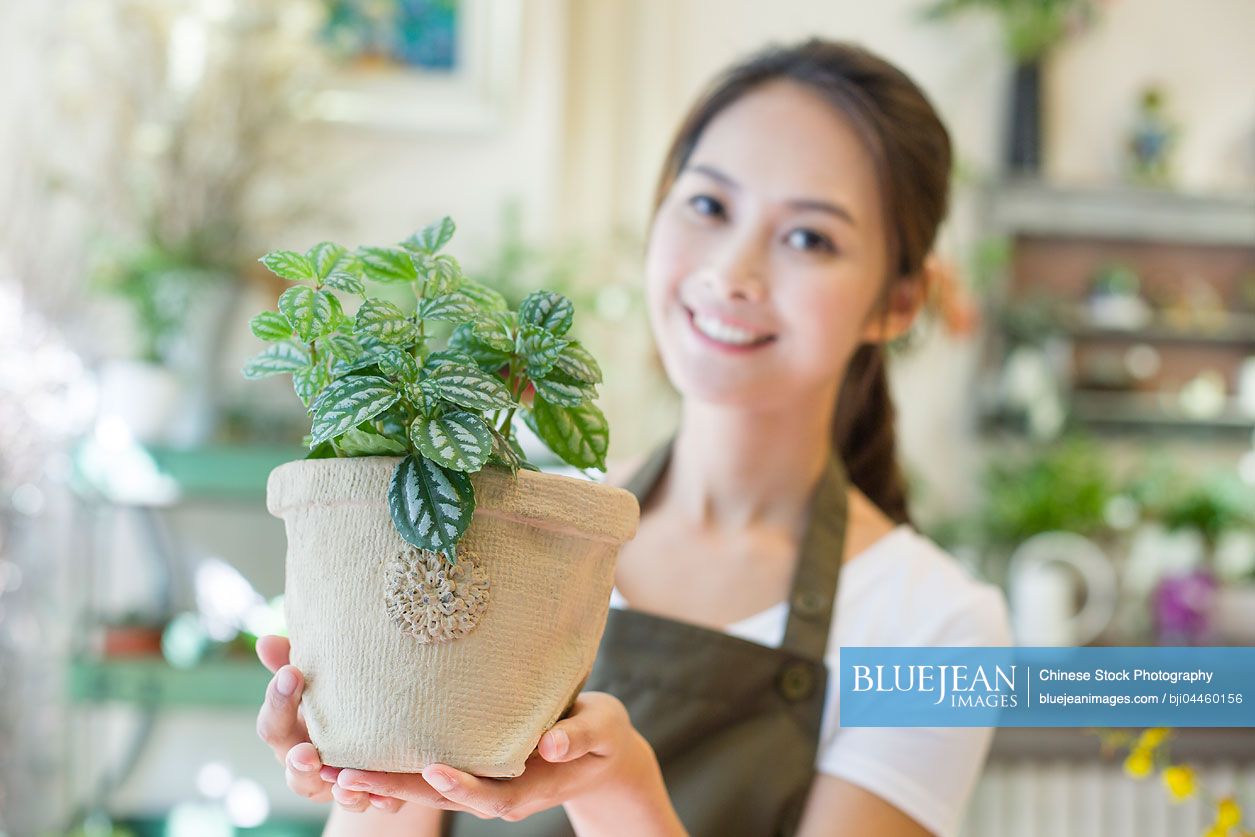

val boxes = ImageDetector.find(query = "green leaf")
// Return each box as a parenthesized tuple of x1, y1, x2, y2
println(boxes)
(532, 376, 595, 407)
(486, 424, 522, 474)
(410, 411, 493, 472)
(324, 270, 365, 295)
(337, 426, 408, 456)
(249, 311, 292, 342)
(307, 241, 348, 280)
(357, 246, 419, 284)
(519, 291, 574, 336)
(470, 312, 516, 352)
(458, 278, 508, 312)
(420, 363, 514, 411)
(517, 323, 567, 378)
(419, 254, 463, 297)
(306, 439, 338, 460)
(376, 348, 420, 383)
(526, 396, 608, 470)
(310, 375, 400, 446)
(448, 322, 512, 368)
(293, 362, 331, 409)
(423, 349, 478, 371)
(279, 286, 334, 341)
(259, 250, 317, 282)
(403, 216, 456, 255)
(552, 340, 603, 384)
(388, 454, 475, 555)
(242, 341, 310, 379)
(417, 291, 479, 322)
(354, 298, 418, 346)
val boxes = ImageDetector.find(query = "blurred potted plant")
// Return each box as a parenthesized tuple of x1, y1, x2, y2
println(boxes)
(246, 217, 640, 778)
(923, 0, 1106, 174)
(68, 0, 320, 444)
(98, 609, 168, 658)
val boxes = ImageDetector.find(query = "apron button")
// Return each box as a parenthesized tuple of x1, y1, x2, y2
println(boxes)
(791, 590, 827, 616)
(778, 661, 815, 701)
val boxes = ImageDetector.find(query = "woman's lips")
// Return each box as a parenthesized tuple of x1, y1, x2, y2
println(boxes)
(683, 306, 777, 353)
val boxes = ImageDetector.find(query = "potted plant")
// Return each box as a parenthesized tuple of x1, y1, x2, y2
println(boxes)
(244, 218, 640, 778)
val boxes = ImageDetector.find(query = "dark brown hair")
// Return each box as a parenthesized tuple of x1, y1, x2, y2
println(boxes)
(650, 39, 953, 525)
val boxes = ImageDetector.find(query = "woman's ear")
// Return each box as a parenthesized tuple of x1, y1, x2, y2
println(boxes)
(859, 262, 932, 344)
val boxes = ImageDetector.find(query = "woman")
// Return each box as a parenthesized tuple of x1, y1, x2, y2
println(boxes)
(255, 38, 1011, 837)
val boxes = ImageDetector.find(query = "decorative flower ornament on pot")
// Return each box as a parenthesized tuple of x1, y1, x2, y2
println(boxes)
(243, 218, 639, 777)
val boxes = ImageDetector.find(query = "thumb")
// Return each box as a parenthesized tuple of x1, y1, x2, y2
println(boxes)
(538, 693, 623, 763)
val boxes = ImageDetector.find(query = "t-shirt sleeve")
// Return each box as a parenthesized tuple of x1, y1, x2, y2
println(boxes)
(817, 584, 1013, 837)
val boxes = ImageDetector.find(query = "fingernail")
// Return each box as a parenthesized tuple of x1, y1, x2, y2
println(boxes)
(427, 769, 455, 792)
(276, 668, 297, 697)
(289, 753, 316, 772)
(371, 798, 388, 809)
(547, 729, 569, 758)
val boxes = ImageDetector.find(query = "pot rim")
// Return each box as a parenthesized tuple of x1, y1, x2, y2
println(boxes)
(267, 456, 640, 545)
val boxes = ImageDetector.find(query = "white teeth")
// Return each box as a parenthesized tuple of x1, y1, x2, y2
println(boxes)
(692, 312, 769, 346)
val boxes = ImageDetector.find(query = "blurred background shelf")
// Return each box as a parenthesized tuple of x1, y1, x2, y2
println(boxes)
(69, 656, 273, 709)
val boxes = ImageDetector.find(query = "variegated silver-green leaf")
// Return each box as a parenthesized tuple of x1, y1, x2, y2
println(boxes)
(420, 254, 462, 297)
(458, 278, 508, 312)
(423, 349, 477, 371)
(355, 298, 418, 346)
(310, 375, 400, 446)
(532, 375, 595, 407)
(388, 454, 475, 555)
(249, 311, 292, 342)
(471, 312, 516, 352)
(403, 216, 456, 255)
(337, 426, 407, 456)
(324, 270, 365, 295)
(307, 241, 347, 280)
(294, 362, 331, 409)
(525, 396, 608, 470)
(447, 322, 512, 368)
(410, 411, 492, 472)
(418, 291, 478, 322)
(486, 423, 522, 474)
(259, 250, 317, 282)
(279, 286, 334, 341)
(242, 341, 310, 379)
(517, 323, 567, 378)
(357, 246, 419, 284)
(553, 340, 603, 384)
(377, 348, 420, 383)
(420, 363, 514, 411)
(519, 291, 574, 336)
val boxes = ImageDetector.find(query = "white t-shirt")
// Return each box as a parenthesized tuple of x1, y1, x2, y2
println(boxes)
(608, 522, 1012, 837)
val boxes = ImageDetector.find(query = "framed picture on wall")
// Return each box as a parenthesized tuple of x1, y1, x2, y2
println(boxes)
(309, 0, 522, 134)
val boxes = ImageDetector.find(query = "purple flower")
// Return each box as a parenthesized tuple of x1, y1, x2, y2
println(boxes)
(1152, 569, 1218, 644)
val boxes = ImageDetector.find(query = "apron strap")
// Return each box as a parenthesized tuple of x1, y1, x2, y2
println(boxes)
(779, 454, 850, 661)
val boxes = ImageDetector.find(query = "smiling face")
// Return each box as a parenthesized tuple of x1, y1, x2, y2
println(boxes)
(645, 79, 906, 411)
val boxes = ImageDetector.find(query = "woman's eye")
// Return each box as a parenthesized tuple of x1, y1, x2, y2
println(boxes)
(786, 228, 835, 254)
(688, 194, 724, 218)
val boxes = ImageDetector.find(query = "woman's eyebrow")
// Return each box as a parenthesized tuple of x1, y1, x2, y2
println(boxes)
(685, 163, 857, 227)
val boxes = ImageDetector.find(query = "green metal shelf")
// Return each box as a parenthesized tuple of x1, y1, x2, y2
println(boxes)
(69, 656, 272, 709)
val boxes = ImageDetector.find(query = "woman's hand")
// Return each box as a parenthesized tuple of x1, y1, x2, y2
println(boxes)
(255, 635, 407, 814)
(332, 692, 671, 826)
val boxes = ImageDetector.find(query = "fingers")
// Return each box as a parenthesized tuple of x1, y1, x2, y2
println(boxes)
(285, 743, 332, 803)
(335, 768, 481, 815)
(256, 634, 291, 673)
(416, 762, 564, 822)
(539, 692, 626, 764)
(256, 665, 308, 763)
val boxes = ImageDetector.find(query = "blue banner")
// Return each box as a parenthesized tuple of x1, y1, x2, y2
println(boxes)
(838, 646, 1255, 727)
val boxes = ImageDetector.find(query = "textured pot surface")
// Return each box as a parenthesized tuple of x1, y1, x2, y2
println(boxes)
(267, 456, 640, 777)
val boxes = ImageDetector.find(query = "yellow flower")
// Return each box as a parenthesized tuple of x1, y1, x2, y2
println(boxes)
(1215, 797, 1242, 828)
(1161, 764, 1197, 801)
(1137, 727, 1171, 750)
(1123, 747, 1153, 778)
(1202, 827, 1227, 837)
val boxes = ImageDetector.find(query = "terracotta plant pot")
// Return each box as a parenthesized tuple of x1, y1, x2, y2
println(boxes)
(267, 457, 639, 777)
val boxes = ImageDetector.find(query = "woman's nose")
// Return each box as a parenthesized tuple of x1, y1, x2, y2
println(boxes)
(704, 237, 768, 302)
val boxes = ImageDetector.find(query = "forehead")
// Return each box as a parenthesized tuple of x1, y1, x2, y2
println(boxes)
(686, 79, 880, 217)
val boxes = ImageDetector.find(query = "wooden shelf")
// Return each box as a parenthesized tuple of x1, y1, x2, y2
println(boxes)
(1069, 390, 1255, 431)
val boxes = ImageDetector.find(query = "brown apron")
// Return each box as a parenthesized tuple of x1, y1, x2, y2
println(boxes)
(444, 437, 849, 837)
